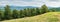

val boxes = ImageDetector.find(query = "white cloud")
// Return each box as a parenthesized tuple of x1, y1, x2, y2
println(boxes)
(0, 0, 42, 7)
(48, 0, 60, 2)
(46, 2, 60, 7)
(0, 0, 60, 7)
(44, 0, 60, 7)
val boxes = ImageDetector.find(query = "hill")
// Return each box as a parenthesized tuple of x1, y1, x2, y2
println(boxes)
(0, 6, 37, 10)
(49, 7, 60, 11)
(1, 12, 60, 22)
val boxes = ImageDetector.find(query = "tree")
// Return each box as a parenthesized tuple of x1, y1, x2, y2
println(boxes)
(41, 4, 48, 14)
(19, 10, 25, 18)
(30, 8, 37, 16)
(24, 8, 31, 17)
(27, 8, 32, 16)
(4, 5, 11, 20)
(51, 9, 56, 12)
(0, 9, 4, 20)
(35, 8, 41, 15)
(12, 9, 19, 19)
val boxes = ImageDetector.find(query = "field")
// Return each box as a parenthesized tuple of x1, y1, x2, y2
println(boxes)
(1, 12, 60, 22)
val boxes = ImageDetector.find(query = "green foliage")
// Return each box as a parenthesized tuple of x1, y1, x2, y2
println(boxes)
(49, 8, 56, 12)
(12, 9, 19, 19)
(49, 8, 60, 12)
(19, 10, 25, 18)
(0, 9, 4, 20)
(41, 4, 48, 14)
(4, 5, 12, 20)
(36, 8, 41, 15)
(0, 4, 49, 21)
(29, 8, 36, 16)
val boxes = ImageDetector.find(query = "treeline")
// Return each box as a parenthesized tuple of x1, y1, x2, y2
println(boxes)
(0, 4, 48, 21)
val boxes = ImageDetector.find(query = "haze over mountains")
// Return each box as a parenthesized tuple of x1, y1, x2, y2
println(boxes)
(0, 6, 38, 10)
(0, 6, 60, 10)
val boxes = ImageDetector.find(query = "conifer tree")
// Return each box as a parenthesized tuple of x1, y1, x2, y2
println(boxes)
(0, 9, 3, 20)
(36, 8, 41, 15)
(19, 10, 25, 18)
(12, 9, 19, 19)
(4, 5, 11, 20)
(30, 8, 37, 16)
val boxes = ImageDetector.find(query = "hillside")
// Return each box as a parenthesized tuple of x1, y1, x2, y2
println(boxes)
(1, 12, 60, 22)
(49, 7, 60, 11)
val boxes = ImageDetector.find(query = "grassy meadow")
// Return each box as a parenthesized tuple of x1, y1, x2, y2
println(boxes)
(1, 12, 60, 22)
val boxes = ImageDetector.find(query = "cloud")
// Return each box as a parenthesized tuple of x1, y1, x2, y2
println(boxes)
(21, 0, 33, 2)
(48, 0, 60, 2)
(0, 0, 42, 7)
(0, 0, 60, 7)
(46, 2, 60, 7)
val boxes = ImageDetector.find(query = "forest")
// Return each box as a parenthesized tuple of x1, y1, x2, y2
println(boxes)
(0, 4, 55, 21)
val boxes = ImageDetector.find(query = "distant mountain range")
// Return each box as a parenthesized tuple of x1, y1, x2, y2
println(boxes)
(0, 6, 60, 11)
(49, 7, 60, 11)
(0, 6, 38, 10)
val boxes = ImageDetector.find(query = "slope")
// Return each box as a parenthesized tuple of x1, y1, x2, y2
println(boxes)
(2, 12, 60, 22)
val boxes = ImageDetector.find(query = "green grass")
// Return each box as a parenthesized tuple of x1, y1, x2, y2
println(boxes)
(48, 17, 59, 22)
(1, 12, 60, 22)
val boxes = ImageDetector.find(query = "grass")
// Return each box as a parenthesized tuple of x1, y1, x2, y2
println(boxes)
(48, 17, 59, 22)
(1, 12, 60, 22)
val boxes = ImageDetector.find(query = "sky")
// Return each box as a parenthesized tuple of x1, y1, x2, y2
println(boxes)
(0, 0, 60, 7)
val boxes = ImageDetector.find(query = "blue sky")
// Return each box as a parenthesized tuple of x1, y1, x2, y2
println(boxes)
(0, 0, 60, 7)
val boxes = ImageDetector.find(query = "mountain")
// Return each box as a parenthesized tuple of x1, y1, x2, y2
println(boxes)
(1, 6, 60, 11)
(0, 6, 38, 10)
(10, 6, 38, 10)
(48, 6, 60, 9)
(49, 7, 60, 11)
